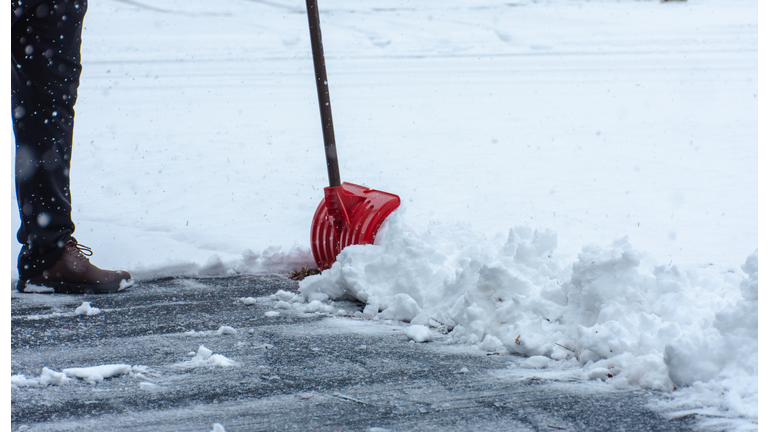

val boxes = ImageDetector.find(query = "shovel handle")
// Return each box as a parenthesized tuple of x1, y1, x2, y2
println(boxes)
(306, 0, 341, 188)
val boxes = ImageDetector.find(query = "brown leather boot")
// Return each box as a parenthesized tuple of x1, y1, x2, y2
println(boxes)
(17, 238, 133, 294)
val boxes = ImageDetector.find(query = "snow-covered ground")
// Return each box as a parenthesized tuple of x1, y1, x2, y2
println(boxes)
(9, 0, 758, 429)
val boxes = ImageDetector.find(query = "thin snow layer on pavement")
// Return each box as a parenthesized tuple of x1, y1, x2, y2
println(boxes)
(297, 213, 758, 424)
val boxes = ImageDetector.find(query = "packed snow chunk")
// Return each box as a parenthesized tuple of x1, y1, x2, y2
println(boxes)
(176, 345, 239, 369)
(480, 335, 505, 353)
(404, 325, 433, 343)
(39, 367, 72, 385)
(12, 367, 72, 387)
(74, 302, 101, 316)
(63, 364, 132, 384)
(238, 297, 257, 306)
(197, 345, 213, 360)
(118, 279, 134, 290)
(11, 375, 39, 387)
(210, 423, 227, 432)
(264, 311, 280, 317)
(271, 289, 302, 303)
(274, 301, 292, 310)
(216, 326, 237, 336)
(301, 300, 336, 314)
(379, 293, 422, 322)
(522, 356, 551, 369)
(23, 284, 54, 293)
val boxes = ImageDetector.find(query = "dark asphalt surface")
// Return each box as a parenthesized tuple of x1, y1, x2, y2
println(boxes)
(11, 275, 698, 432)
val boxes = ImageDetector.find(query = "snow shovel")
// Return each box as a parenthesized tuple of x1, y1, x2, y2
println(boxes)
(305, 0, 400, 271)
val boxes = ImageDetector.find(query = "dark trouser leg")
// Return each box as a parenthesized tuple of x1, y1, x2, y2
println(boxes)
(12, 0, 87, 280)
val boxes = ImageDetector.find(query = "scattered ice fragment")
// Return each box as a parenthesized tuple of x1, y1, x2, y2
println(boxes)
(239, 297, 257, 305)
(215, 326, 237, 336)
(175, 345, 238, 368)
(210, 423, 227, 432)
(74, 302, 100, 316)
(264, 311, 280, 317)
(458, 367, 470, 374)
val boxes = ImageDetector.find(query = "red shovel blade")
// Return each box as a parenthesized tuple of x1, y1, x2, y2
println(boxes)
(311, 182, 401, 271)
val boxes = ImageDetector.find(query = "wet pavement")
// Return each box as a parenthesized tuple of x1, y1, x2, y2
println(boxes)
(11, 275, 697, 431)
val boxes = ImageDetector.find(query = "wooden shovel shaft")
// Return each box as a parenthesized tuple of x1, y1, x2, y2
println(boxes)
(305, 0, 341, 188)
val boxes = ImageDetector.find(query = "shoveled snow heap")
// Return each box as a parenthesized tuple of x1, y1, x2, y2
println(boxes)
(293, 213, 757, 420)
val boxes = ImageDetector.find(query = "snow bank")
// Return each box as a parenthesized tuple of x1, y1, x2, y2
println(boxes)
(294, 214, 757, 421)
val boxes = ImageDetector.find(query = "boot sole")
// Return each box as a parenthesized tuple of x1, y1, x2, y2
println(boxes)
(16, 279, 134, 294)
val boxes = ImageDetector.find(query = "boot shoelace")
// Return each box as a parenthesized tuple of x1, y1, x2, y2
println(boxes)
(67, 238, 93, 260)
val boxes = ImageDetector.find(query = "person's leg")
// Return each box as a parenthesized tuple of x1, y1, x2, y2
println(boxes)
(12, 0, 132, 293)
(12, 0, 85, 279)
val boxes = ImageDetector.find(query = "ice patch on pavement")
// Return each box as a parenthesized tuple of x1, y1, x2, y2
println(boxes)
(75, 302, 101, 316)
(175, 345, 239, 368)
(290, 214, 758, 422)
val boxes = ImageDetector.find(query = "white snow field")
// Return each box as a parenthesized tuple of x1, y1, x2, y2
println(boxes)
(9, 0, 758, 429)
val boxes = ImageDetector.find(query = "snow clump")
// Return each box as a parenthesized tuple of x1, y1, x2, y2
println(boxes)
(74, 302, 100, 316)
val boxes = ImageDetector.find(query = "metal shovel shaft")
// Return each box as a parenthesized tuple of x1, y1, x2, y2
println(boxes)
(305, 0, 341, 188)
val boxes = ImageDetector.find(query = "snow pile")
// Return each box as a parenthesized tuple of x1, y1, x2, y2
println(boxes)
(74, 302, 101, 316)
(294, 214, 757, 419)
(176, 345, 238, 369)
